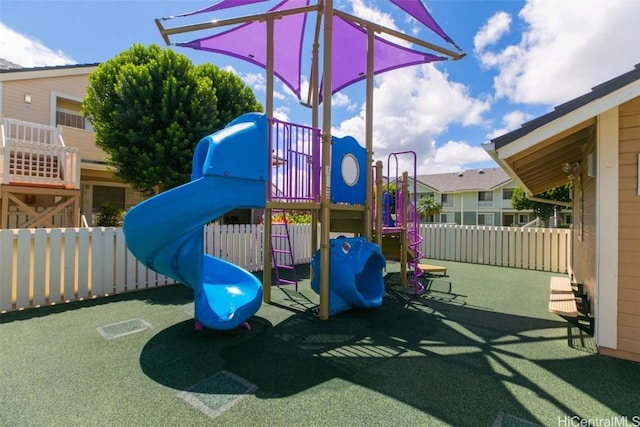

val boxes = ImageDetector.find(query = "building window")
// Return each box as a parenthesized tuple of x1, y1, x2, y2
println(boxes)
(478, 191, 493, 207)
(502, 188, 514, 200)
(93, 185, 125, 211)
(478, 213, 494, 226)
(441, 213, 453, 223)
(518, 213, 529, 224)
(441, 193, 453, 207)
(564, 214, 573, 224)
(56, 110, 86, 130)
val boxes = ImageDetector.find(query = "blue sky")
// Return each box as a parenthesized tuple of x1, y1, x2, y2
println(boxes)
(1, 0, 639, 175)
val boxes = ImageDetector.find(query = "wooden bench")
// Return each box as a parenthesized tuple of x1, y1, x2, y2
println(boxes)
(549, 276, 596, 344)
(417, 263, 447, 277)
(548, 276, 578, 317)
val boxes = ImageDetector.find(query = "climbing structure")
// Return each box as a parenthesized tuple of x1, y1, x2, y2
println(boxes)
(377, 151, 425, 293)
(155, 0, 465, 318)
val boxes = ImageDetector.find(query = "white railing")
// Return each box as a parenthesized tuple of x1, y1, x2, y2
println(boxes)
(522, 217, 541, 228)
(1, 119, 80, 188)
(1, 117, 63, 146)
(0, 223, 570, 313)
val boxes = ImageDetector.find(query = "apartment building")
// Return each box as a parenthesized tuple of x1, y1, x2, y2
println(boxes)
(0, 61, 145, 227)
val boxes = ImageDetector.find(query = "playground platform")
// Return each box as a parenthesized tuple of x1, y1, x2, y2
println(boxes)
(1, 260, 638, 426)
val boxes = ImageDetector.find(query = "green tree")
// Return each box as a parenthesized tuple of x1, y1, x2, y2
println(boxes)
(416, 196, 442, 221)
(511, 184, 572, 221)
(83, 44, 263, 194)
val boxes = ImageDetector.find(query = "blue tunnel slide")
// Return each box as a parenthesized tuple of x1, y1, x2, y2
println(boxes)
(123, 113, 268, 330)
(123, 113, 386, 330)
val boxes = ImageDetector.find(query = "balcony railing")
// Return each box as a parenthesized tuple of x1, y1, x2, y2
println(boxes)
(0, 118, 80, 189)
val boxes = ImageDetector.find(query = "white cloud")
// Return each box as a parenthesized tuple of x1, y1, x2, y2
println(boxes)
(431, 140, 492, 170)
(347, 0, 410, 47)
(226, 66, 266, 93)
(349, 0, 398, 31)
(474, 11, 511, 53)
(273, 106, 290, 122)
(333, 64, 491, 174)
(332, 92, 357, 111)
(487, 110, 534, 140)
(478, 0, 640, 105)
(0, 23, 75, 67)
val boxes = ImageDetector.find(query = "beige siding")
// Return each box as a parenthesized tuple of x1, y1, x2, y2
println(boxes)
(572, 169, 597, 309)
(59, 126, 107, 163)
(1, 74, 90, 125)
(617, 96, 640, 358)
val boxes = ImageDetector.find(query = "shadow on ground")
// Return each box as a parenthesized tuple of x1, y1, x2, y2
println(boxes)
(140, 273, 640, 426)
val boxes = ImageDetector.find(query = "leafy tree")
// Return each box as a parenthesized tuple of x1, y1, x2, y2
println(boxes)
(83, 44, 263, 194)
(417, 196, 442, 220)
(511, 184, 572, 221)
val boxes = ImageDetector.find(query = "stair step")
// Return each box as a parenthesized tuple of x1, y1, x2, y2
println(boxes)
(272, 234, 289, 238)
(274, 264, 295, 270)
(276, 279, 297, 285)
(272, 249, 291, 254)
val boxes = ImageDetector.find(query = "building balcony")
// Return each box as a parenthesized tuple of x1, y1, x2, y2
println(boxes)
(0, 117, 80, 189)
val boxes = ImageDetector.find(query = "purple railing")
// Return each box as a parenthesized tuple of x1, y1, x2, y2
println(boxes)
(268, 118, 321, 203)
(387, 151, 425, 293)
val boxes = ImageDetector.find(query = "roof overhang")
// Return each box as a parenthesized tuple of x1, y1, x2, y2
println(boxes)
(485, 118, 595, 196)
(0, 64, 98, 82)
(485, 76, 640, 196)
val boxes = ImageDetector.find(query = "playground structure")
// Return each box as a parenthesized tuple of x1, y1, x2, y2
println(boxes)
(124, 0, 464, 329)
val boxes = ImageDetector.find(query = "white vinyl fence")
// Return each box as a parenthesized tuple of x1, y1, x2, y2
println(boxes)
(0, 223, 569, 313)
(419, 224, 570, 273)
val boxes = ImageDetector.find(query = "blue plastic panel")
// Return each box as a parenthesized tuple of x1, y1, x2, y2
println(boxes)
(330, 135, 366, 204)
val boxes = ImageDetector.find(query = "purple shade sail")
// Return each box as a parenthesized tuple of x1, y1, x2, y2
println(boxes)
(170, 0, 269, 19)
(390, 0, 456, 46)
(322, 15, 446, 99)
(178, 0, 308, 98)
(176, 0, 450, 100)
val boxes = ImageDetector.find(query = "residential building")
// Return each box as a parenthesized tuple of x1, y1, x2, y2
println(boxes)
(412, 167, 538, 226)
(485, 63, 640, 361)
(0, 62, 146, 227)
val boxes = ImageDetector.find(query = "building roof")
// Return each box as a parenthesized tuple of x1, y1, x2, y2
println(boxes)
(415, 167, 511, 192)
(0, 62, 99, 74)
(485, 62, 640, 196)
(492, 63, 640, 149)
(0, 58, 23, 70)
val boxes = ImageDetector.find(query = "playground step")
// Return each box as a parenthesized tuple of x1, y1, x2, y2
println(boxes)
(272, 249, 292, 254)
(276, 278, 297, 286)
(274, 264, 295, 270)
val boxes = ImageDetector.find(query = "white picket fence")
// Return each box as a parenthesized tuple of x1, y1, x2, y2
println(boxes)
(0, 223, 569, 313)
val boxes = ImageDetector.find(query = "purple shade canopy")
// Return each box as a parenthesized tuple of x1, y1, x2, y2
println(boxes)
(176, 0, 453, 100)
(390, 0, 455, 45)
(178, 0, 308, 98)
(323, 15, 446, 99)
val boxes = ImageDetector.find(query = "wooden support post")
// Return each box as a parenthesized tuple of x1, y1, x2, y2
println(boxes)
(319, 0, 334, 320)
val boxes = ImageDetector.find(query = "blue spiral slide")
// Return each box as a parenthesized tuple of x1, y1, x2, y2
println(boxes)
(123, 113, 268, 330)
